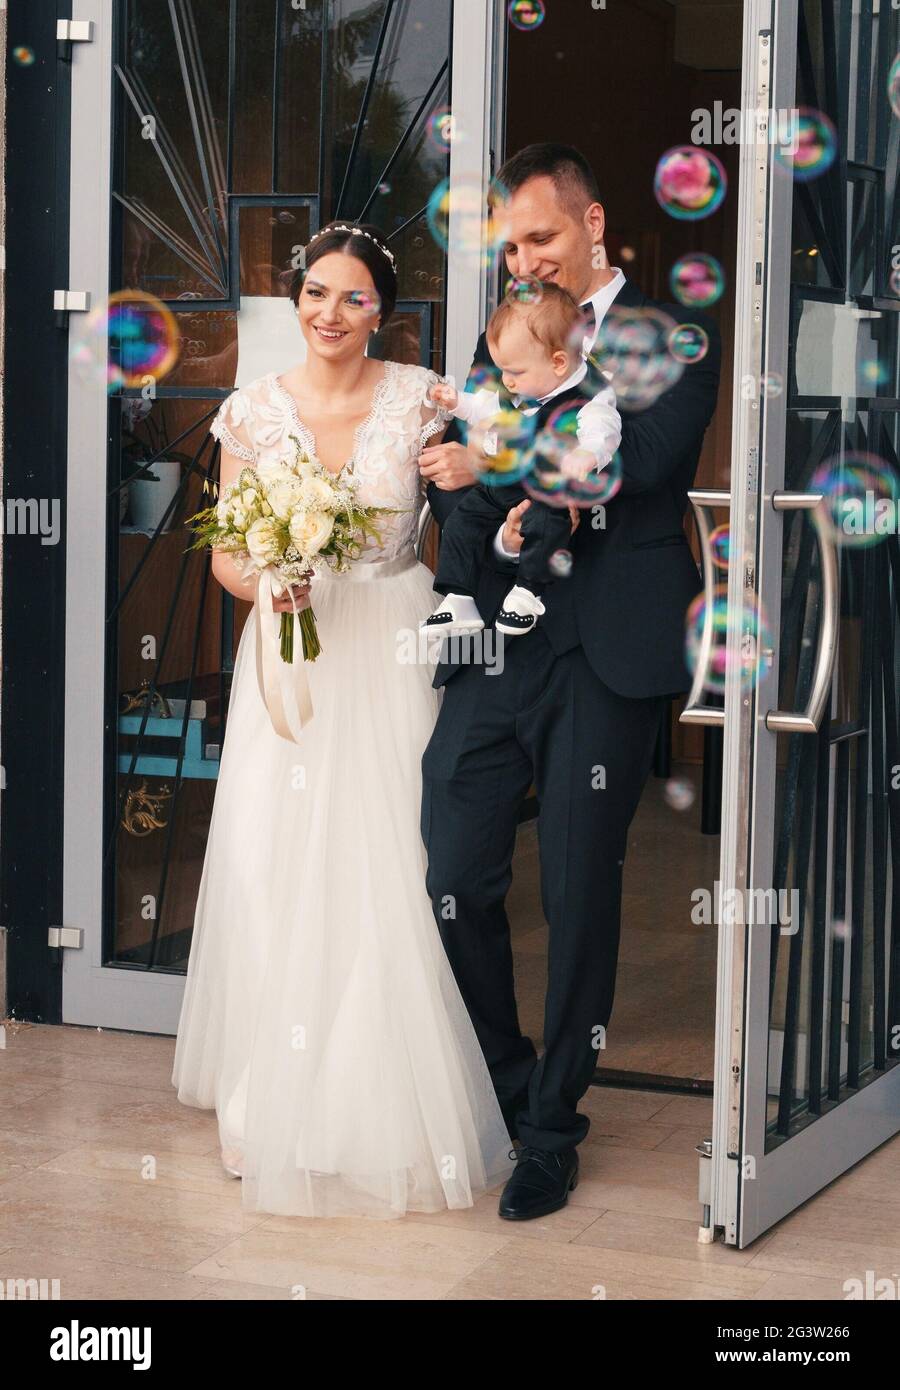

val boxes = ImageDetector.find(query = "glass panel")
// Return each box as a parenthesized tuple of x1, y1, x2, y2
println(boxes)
(232, 0, 276, 194)
(107, 1, 453, 973)
(320, 0, 452, 368)
(766, 506, 825, 1132)
(114, 399, 229, 967)
(848, 174, 875, 300)
(764, 0, 900, 1147)
(121, 0, 230, 298)
(794, 296, 899, 399)
(276, 0, 325, 193)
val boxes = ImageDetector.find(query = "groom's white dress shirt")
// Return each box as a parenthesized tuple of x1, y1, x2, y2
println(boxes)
(491, 267, 627, 561)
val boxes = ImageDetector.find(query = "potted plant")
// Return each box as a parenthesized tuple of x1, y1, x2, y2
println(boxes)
(121, 399, 192, 534)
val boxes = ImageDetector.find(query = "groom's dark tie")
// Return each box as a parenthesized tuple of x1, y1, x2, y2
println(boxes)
(580, 301, 596, 347)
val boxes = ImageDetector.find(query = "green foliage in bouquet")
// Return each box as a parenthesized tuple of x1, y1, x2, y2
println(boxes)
(186, 438, 406, 663)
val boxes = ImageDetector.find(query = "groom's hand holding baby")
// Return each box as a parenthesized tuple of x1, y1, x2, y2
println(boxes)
(417, 439, 478, 491)
(500, 498, 581, 555)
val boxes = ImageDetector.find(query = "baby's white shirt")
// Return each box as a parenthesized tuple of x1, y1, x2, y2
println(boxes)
(445, 360, 622, 471)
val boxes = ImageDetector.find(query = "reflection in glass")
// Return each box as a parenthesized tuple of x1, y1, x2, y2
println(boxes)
(794, 295, 899, 400)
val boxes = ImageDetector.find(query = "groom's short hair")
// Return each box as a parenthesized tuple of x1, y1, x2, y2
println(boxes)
(495, 144, 601, 217)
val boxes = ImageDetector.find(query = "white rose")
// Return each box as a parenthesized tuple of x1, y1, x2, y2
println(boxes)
(241, 487, 258, 508)
(231, 506, 247, 530)
(298, 476, 335, 509)
(289, 509, 334, 555)
(216, 500, 232, 525)
(245, 516, 282, 566)
(266, 477, 303, 521)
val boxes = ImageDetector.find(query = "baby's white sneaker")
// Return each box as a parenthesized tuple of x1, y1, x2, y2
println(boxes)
(421, 593, 485, 634)
(495, 585, 546, 636)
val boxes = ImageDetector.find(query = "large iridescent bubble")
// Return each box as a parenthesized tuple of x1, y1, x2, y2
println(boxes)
(654, 147, 727, 221)
(426, 176, 511, 269)
(467, 405, 538, 487)
(810, 451, 899, 548)
(685, 587, 773, 695)
(520, 393, 624, 510)
(71, 289, 180, 392)
(593, 305, 684, 411)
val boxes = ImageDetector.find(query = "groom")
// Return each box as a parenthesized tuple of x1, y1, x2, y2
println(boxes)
(419, 143, 721, 1220)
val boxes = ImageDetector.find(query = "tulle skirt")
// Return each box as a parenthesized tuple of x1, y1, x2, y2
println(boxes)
(171, 552, 515, 1218)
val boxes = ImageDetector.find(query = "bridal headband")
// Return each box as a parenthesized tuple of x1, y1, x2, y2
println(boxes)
(307, 224, 397, 270)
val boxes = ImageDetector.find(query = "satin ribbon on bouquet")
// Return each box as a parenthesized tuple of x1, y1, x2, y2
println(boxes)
(254, 567, 314, 742)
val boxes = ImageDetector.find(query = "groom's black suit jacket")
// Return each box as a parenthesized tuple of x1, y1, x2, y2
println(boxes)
(426, 278, 722, 699)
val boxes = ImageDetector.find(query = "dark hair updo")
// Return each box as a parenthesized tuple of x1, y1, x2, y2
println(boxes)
(289, 221, 398, 331)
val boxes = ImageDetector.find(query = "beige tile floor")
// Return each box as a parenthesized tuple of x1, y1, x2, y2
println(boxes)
(512, 763, 720, 1081)
(1, 1018, 898, 1300)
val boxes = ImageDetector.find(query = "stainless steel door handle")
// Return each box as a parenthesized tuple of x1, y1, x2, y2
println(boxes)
(680, 489, 730, 728)
(764, 491, 838, 735)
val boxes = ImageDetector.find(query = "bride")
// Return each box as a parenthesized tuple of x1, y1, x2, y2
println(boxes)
(171, 220, 516, 1218)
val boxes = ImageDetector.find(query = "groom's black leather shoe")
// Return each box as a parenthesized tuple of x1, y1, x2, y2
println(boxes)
(498, 1145, 579, 1221)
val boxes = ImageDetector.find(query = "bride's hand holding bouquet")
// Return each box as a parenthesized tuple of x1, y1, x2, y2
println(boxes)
(187, 435, 395, 664)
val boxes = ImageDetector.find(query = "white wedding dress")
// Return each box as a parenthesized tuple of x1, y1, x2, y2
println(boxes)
(171, 361, 516, 1218)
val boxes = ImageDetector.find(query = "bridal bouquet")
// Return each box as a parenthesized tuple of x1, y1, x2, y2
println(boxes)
(187, 437, 394, 664)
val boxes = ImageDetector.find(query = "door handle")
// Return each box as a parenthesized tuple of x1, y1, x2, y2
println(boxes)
(764, 491, 839, 735)
(680, 490, 730, 728)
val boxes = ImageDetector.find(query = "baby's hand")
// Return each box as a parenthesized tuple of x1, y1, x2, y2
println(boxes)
(428, 380, 459, 411)
(559, 447, 600, 481)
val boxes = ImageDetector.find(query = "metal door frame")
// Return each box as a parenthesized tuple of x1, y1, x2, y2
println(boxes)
(709, 0, 900, 1247)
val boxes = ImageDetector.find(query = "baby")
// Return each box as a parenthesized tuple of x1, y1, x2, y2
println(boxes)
(421, 282, 622, 637)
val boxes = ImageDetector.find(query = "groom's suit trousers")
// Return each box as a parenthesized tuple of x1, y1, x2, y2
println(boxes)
(421, 626, 665, 1152)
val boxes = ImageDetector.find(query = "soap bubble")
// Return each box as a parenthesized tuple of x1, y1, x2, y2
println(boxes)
(668, 323, 709, 364)
(670, 253, 725, 308)
(685, 587, 772, 695)
(888, 53, 900, 119)
(508, 0, 545, 31)
(71, 289, 180, 392)
(426, 176, 511, 269)
(468, 406, 538, 486)
(861, 359, 889, 389)
(347, 289, 382, 316)
(710, 523, 730, 571)
(548, 549, 573, 578)
(593, 305, 683, 411)
(775, 108, 837, 181)
(521, 401, 623, 509)
(809, 451, 899, 549)
(467, 362, 504, 394)
(664, 778, 695, 812)
(504, 274, 544, 305)
(427, 107, 458, 152)
(654, 147, 727, 221)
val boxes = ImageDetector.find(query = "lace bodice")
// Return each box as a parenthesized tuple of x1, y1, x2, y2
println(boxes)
(209, 361, 451, 563)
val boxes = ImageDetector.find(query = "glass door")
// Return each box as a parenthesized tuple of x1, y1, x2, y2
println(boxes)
(62, 0, 500, 1031)
(693, 0, 900, 1247)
